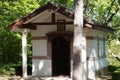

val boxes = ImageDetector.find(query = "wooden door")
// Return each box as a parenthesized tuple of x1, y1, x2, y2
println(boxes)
(52, 37, 70, 76)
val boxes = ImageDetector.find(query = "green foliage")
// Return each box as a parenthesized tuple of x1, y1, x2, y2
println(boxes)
(107, 40, 120, 67)
(0, 32, 21, 64)
(107, 39, 120, 79)
(27, 33, 32, 66)
(0, 0, 39, 75)
(0, 63, 15, 76)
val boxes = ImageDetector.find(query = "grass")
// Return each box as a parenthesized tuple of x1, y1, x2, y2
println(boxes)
(0, 63, 16, 76)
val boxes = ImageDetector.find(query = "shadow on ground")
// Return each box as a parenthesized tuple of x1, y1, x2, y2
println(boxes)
(1, 65, 120, 80)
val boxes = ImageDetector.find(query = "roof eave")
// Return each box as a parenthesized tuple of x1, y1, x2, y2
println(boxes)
(8, 2, 114, 33)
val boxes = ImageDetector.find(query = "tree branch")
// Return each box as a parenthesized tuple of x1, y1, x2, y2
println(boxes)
(104, 0, 116, 23)
(83, 0, 89, 12)
(106, 7, 119, 24)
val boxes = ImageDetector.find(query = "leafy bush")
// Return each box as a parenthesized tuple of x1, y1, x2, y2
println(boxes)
(0, 63, 15, 76)
(107, 40, 120, 67)
(0, 63, 32, 76)
(107, 65, 116, 72)
(107, 40, 120, 79)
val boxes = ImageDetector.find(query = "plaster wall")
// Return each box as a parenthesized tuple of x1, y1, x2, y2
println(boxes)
(30, 10, 73, 23)
(85, 29, 107, 79)
(32, 25, 56, 36)
(32, 40, 47, 56)
(84, 28, 107, 37)
(32, 59, 52, 76)
(87, 40, 97, 57)
(87, 58, 107, 79)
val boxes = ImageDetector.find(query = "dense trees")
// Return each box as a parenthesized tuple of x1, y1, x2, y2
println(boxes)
(0, 0, 40, 75)
(0, 0, 41, 62)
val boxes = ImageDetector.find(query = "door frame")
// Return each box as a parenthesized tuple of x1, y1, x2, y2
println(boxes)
(46, 31, 73, 76)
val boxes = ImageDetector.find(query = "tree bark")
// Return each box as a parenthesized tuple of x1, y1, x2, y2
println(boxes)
(73, 0, 86, 80)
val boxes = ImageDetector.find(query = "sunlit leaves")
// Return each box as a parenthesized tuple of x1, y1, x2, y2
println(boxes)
(107, 40, 120, 67)
(0, 0, 40, 64)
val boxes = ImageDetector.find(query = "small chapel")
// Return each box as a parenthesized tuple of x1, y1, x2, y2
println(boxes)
(8, 2, 114, 79)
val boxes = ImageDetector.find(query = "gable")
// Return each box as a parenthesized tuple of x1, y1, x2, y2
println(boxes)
(24, 10, 73, 24)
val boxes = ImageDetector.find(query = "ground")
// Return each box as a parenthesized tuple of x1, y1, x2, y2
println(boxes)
(0, 76, 71, 80)
(0, 75, 118, 80)
(1, 66, 120, 80)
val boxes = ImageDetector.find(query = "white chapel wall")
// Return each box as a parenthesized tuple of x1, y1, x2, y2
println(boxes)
(31, 25, 57, 76)
(32, 59, 52, 76)
(31, 14, 108, 77)
(32, 40, 47, 56)
(84, 28, 108, 79)
(32, 25, 57, 36)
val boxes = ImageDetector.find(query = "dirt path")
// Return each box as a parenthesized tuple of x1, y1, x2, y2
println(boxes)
(0, 75, 113, 80)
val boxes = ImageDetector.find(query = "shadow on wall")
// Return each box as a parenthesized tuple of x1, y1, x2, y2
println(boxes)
(87, 48, 96, 79)
(32, 60, 51, 76)
(87, 49, 107, 79)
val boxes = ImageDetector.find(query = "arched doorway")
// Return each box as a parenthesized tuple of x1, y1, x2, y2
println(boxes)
(52, 37, 70, 76)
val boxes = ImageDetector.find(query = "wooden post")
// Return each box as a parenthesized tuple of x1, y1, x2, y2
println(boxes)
(22, 29, 27, 78)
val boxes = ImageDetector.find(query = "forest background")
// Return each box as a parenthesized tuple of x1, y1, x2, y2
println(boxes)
(0, 0, 120, 76)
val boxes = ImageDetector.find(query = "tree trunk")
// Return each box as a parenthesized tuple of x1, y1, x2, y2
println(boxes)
(73, 0, 86, 80)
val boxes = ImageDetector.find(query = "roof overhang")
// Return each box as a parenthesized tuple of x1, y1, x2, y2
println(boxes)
(8, 2, 114, 32)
